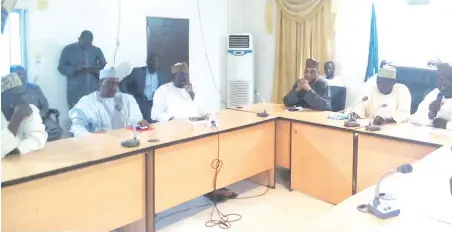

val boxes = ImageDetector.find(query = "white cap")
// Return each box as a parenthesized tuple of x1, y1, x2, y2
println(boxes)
(99, 67, 117, 80)
(377, 66, 396, 79)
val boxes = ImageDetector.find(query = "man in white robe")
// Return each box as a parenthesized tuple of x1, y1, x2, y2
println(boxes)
(412, 62, 452, 130)
(351, 66, 412, 125)
(151, 62, 206, 122)
(1, 73, 48, 157)
(69, 67, 149, 136)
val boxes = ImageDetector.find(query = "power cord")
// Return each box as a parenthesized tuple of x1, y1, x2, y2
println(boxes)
(154, 121, 271, 227)
(205, 121, 242, 229)
(196, 0, 227, 106)
(113, 0, 122, 66)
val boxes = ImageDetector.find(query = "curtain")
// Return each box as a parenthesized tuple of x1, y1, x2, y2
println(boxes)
(365, 3, 379, 81)
(271, 0, 335, 103)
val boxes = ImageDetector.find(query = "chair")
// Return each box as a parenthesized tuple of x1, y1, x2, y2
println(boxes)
(395, 66, 437, 114)
(330, 86, 346, 112)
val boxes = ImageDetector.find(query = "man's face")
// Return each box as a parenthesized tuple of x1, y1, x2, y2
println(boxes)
(1, 86, 28, 120)
(100, 78, 119, 98)
(12, 67, 27, 83)
(78, 36, 93, 50)
(437, 74, 452, 98)
(324, 63, 335, 78)
(173, 72, 189, 88)
(147, 57, 160, 73)
(376, 77, 396, 95)
(304, 67, 318, 82)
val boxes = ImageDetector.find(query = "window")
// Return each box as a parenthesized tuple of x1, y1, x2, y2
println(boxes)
(0, 9, 28, 76)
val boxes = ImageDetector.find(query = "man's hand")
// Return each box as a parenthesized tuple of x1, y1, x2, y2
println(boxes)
(296, 79, 311, 91)
(433, 118, 448, 129)
(428, 100, 443, 119)
(350, 112, 360, 120)
(86, 67, 99, 74)
(8, 104, 33, 136)
(137, 119, 150, 127)
(373, 115, 385, 126)
(186, 83, 195, 100)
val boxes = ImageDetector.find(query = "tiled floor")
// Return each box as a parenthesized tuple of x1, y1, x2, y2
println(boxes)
(155, 173, 332, 232)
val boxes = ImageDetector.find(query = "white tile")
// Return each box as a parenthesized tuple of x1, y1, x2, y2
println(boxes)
(156, 180, 332, 232)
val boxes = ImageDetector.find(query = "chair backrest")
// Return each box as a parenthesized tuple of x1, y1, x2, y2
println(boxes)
(395, 66, 437, 114)
(330, 86, 347, 112)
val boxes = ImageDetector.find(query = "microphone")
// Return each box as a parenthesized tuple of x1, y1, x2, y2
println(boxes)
(121, 123, 140, 148)
(365, 104, 387, 131)
(428, 92, 443, 119)
(364, 164, 413, 219)
(255, 90, 269, 118)
(344, 96, 369, 127)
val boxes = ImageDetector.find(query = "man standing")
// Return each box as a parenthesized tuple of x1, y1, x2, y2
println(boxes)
(151, 62, 205, 122)
(283, 58, 332, 111)
(1, 73, 47, 157)
(120, 54, 166, 121)
(351, 66, 412, 125)
(10, 65, 62, 141)
(323, 61, 344, 87)
(58, 30, 107, 109)
(412, 62, 452, 130)
(69, 67, 149, 136)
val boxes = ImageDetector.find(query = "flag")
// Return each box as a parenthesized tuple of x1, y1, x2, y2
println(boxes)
(365, 3, 378, 81)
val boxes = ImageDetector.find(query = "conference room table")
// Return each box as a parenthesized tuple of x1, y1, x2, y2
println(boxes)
(2, 109, 277, 232)
(2, 103, 451, 231)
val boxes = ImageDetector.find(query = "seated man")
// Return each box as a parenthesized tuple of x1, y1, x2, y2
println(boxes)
(283, 58, 332, 111)
(1, 73, 48, 157)
(151, 62, 206, 122)
(120, 54, 166, 121)
(69, 67, 149, 136)
(351, 66, 412, 125)
(322, 61, 344, 87)
(151, 62, 236, 202)
(411, 62, 452, 130)
(10, 65, 62, 141)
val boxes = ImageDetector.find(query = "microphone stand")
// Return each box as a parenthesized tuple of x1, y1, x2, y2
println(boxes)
(255, 90, 269, 118)
(344, 97, 368, 127)
(121, 123, 140, 148)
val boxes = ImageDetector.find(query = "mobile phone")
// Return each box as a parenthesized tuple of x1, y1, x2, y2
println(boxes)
(189, 116, 208, 121)
(287, 108, 299, 112)
(135, 125, 149, 130)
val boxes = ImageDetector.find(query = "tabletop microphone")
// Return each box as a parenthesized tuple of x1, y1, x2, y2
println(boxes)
(121, 123, 140, 148)
(365, 104, 387, 131)
(359, 164, 413, 219)
(344, 96, 368, 127)
(255, 90, 269, 118)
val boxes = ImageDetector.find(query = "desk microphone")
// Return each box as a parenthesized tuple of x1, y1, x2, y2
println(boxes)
(255, 90, 269, 118)
(121, 123, 140, 148)
(344, 96, 368, 127)
(365, 104, 387, 131)
(360, 164, 413, 219)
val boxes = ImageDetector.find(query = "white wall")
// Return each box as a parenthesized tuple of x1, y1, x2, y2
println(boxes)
(25, 0, 228, 134)
(228, 0, 277, 102)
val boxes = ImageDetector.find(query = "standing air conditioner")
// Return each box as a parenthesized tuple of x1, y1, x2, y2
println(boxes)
(226, 33, 254, 107)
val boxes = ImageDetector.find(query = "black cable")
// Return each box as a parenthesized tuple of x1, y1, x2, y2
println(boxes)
(234, 171, 271, 200)
(205, 122, 242, 229)
(155, 203, 212, 223)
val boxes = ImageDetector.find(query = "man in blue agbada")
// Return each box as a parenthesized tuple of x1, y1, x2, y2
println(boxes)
(58, 30, 107, 109)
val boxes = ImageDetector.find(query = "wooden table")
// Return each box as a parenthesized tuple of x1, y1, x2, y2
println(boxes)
(229, 104, 450, 204)
(2, 109, 276, 232)
(3, 104, 451, 231)
(294, 146, 452, 231)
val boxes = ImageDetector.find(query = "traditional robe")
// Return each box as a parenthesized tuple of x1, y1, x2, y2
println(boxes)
(120, 67, 166, 121)
(58, 43, 107, 109)
(1, 105, 48, 157)
(151, 83, 205, 122)
(411, 88, 452, 130)
(352, 82, 412, 123)
(322, 75, 344, 87)
(283, 78, 332, 111)
(69, 91, 143, 136)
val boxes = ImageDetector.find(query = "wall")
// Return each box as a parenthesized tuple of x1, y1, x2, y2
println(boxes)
(25, 0, 228, 134)
(227, 0, 277, 102)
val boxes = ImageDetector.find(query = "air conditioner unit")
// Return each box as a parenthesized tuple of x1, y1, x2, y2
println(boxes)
(226, 33, 254, 107)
